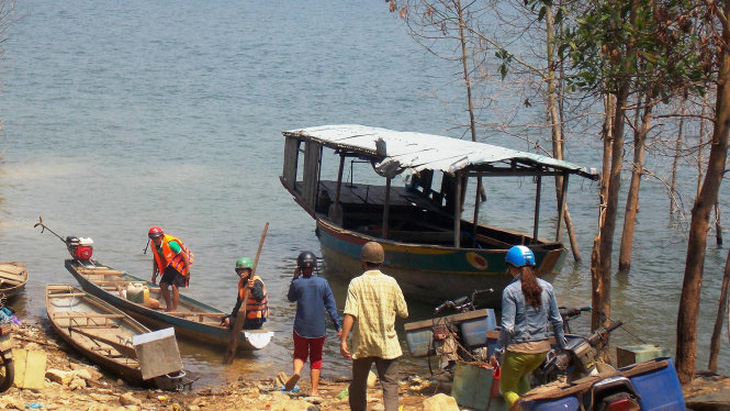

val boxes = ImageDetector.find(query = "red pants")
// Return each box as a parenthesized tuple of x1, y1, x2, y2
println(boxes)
(292, 330, 325, 369)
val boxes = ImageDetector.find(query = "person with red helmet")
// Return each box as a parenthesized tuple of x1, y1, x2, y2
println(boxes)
(148, 226, 194, 312)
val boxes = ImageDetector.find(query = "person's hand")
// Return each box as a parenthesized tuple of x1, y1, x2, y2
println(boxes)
(293, 268, 300, 279)
(247, 278, 255, 289)
(336, 329, 343, 338)
(221, 318, 230, 327)
(340, 339, 351, 359)
(489, 355, 499, 368)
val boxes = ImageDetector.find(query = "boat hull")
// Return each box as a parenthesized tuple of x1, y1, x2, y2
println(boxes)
(0, 261, 28, 300)
(316, 219, 565, 307)
(46, 284, 148, 386)
(65, 260, 273, 352)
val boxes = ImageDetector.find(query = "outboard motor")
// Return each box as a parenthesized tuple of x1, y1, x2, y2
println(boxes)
(65, 236, 94, 261)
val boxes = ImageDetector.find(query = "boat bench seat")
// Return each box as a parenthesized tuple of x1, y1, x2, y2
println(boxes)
(474, 234, 512, 248)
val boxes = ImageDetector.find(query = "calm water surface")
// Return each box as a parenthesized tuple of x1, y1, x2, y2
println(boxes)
(0, 0, 727, 386)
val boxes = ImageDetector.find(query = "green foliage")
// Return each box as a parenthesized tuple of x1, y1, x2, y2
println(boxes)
(560, 0, 708, 99)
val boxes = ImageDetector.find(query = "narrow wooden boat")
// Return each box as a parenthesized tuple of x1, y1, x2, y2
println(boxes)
(65, 259, 274, 352)
(45, 284, 183, 388)
(0, 262, 28, 301)
(280, 125, 599, 306)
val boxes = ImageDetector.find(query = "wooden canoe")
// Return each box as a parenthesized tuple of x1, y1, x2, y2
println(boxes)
(64, 259, 274, 352)
(45, 284, 183, 387)
(0, 262, 28, 301)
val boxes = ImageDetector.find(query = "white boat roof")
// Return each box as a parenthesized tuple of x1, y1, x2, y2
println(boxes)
(284, 124, 598, 179)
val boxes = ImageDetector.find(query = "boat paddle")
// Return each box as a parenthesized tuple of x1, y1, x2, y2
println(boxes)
(223, 222, 269, 364)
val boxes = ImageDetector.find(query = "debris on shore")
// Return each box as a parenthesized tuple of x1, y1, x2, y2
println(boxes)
(4, 321, 729, 410)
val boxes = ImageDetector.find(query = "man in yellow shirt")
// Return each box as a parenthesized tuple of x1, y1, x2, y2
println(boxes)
(340, 242, 408, 411)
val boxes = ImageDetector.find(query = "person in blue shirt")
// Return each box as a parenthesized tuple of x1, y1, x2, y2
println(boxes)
(489, 245, 566, 407)
(285, 251, 341, 396)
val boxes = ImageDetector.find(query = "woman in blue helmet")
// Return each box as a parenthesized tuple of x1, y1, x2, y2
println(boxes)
(489, 245, 566, 407)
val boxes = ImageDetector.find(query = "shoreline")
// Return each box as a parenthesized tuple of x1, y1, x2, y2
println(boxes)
(4, 320, 729, 410)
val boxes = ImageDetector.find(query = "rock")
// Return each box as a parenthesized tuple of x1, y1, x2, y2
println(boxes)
(45, 369, 71, 385)
(68, 377, 87, 390)
(119, 393, 141, 406)
(276, 371, 288, 387)
(367, 371, 377, 388)
(685, 390, 730, 411)
(423, 393, 460, 411)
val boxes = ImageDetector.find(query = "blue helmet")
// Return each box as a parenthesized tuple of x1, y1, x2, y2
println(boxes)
(505, 245, 535, 268)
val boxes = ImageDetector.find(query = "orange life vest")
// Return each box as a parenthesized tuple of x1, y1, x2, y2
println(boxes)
(238, 275, 269, 320)
(152, 234, 194, 278)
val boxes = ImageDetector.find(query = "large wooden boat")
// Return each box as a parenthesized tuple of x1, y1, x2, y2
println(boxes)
(45, 284, 183, 388)
(280, 125, 598, 306)
(0, 262, 28, 301)
(65, 259, 274, 352)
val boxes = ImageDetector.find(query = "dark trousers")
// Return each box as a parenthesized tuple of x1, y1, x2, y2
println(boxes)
(349, 357, 399, 411)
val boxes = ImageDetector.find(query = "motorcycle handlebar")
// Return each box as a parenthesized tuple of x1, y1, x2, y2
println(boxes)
(434, 301, 454, 314)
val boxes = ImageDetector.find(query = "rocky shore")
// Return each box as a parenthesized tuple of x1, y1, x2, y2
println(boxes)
(3, 321, 729, 410)
(3, 322, 442, 410)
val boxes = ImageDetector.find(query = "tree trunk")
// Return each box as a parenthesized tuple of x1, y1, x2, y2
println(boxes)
(669, 102, 685, 219)
(594, 84, 627, 333)
(715, 202, 723, 246)
(618, 94, 652, 273)
(592, 94, 615, 332)
(545, 4, 581, 262)
(676, 5, 730, 382)
(708, 248, 730, 372)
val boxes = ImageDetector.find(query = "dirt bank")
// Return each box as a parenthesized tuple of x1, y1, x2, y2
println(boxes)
(3, 321, 728, 410)
(3, 322, 440, 410)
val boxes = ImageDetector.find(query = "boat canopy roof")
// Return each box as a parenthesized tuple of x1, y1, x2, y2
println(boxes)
(284, 124, 598, 180)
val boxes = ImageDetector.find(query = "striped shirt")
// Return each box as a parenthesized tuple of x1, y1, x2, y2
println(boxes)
(343, 269, 408, 360)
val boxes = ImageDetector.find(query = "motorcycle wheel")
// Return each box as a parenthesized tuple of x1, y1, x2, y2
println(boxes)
(0, 351, 15, 393)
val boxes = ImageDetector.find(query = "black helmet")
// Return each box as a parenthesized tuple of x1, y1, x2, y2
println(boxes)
(297, 251, 317, 269)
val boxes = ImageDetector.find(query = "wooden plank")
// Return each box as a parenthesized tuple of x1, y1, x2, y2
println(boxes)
(77, 269, 124, 276)
(167, 312, 226, 318)
(0, 263, 26, 276)
(69, 327, 138, 358)
(48, 293, 88, 298)
(0, 270, 27, 283)
(0, 278, 24, 287)
(53, 313, 126, 319)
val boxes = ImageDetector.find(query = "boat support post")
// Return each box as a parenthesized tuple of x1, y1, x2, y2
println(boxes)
(471, 177, 483, 247)
(334, 154, 345, 218)
(555, 172, 569, 243)
(382, 177, 391, 239)
(453, 172, 462, 248)
(533, 175, 542, 244)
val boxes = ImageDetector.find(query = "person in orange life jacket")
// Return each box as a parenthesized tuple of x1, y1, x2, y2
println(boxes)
(148, 226, 193, 313)
(221, 257, 269, 330)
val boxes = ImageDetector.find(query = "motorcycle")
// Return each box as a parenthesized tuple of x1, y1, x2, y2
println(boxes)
(404, 289, 497, 374)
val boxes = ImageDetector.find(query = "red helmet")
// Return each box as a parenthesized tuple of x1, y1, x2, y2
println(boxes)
(148, 226, 164, 239)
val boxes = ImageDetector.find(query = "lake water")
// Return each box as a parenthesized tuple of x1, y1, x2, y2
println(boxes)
(0, 0, 727, 386)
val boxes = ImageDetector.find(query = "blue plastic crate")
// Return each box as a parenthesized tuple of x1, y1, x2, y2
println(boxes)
(620, 357, 685, 410)
(458, 308, 497, 348)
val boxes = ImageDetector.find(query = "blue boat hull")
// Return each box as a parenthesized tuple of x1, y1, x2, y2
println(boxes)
(316, 219, 565, 307)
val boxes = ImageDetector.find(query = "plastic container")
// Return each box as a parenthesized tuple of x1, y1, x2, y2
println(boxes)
(404, 319, 435, 358)
(127, 282, 149, 304)
(620, 357, 685, 410)
(458, 308, 497, 348)
(519, 395, 581, 411)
